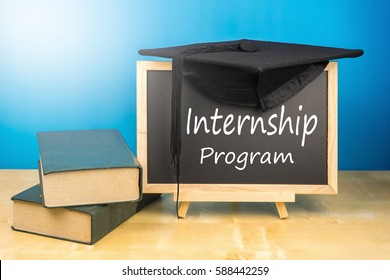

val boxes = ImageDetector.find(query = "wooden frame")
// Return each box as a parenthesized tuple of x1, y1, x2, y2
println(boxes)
(137, 61, 338, 218)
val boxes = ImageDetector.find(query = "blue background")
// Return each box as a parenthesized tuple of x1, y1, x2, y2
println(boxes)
(0, 0, 388, 170)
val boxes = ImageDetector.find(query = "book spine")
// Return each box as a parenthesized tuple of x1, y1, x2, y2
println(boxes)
(37, 160, 48, 207)
(90, 201, 138, 244)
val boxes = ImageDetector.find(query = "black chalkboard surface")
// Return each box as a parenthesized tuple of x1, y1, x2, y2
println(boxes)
(147, 70, 327, 185)
(137, 61, 337, 205)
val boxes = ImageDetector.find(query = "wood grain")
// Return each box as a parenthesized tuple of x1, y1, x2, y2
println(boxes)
(1, 170, 389, 260)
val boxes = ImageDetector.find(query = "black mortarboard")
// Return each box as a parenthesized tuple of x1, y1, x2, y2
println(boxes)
(138, 39, 363, 198)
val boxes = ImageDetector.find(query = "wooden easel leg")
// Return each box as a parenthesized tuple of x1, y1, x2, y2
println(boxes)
(178, 202, 190, 219)
(275, 202, 288, 219)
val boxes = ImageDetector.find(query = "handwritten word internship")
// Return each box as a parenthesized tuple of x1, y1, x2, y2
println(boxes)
(186, 105, 318, 170)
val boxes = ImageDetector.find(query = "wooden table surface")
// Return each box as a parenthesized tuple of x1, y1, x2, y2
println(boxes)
(1, 169, 389, 260)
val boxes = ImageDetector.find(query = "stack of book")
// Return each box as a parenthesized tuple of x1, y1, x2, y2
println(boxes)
(11, 129, 157, 245)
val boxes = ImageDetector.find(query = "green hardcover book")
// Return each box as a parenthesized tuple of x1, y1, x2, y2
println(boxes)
(11, 184, 138, 245)
(37, 129, 142, 207)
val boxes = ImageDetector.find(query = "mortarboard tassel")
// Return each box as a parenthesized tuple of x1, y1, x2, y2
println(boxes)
(170, 41, 256, 219)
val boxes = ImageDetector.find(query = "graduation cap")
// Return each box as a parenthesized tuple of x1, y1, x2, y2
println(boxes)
(138, 39, 363, 207)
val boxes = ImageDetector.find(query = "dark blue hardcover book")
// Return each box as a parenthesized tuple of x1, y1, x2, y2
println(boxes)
(11, 184, 138, 244)
(11, 185, 160, 244)
(37, 129, 142, 207)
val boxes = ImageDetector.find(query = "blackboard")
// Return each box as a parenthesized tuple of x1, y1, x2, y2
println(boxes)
(137, 61, 337, 200)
